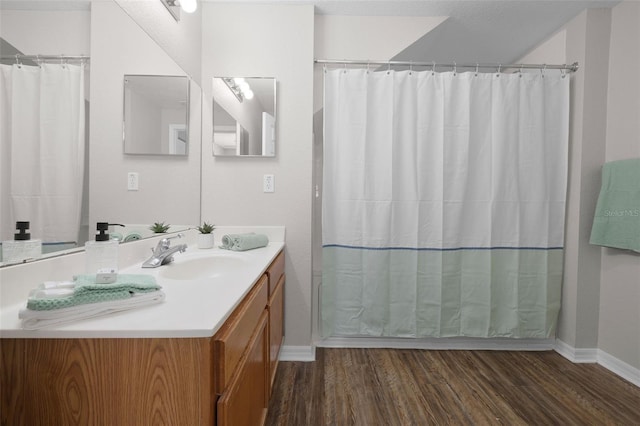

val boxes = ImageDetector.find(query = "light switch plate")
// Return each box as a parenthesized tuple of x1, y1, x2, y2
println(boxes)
(263, 174, 274, 193)
(127, 172, 139, 191)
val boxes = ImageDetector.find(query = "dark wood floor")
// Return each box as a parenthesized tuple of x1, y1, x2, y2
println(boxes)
(266, 348, 640, 425)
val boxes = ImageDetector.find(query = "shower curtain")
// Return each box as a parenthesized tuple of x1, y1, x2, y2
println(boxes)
(0, 63, 85, 243)
(322, 68, 569, 339)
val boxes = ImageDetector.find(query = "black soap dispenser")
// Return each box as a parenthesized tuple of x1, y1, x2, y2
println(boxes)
(2, 221, 42, 263)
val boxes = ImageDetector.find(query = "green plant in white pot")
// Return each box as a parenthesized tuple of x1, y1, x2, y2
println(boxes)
(197, 222, 215, 249)
(150, 222, 171, 234)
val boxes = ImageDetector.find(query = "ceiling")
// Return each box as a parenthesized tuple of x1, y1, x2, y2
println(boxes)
(209, 0, 621, 64)
(2, 0, 621, 64)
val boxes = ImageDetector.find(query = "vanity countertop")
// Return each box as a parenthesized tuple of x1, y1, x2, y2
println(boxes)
(0, 242, 284, 339)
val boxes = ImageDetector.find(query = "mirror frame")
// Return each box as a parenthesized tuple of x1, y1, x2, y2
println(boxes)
(212, 76, 277, 158)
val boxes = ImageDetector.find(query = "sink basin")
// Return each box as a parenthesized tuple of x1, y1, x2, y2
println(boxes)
(159, 253, 248, 280)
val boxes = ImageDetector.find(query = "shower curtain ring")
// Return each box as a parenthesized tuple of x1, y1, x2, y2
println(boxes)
(541, 64, 547, 77)
(475, 63, 479, 76)
(409, 60, 413, 74)
(453, 62, 457, 75)
(497, 64, 502, 76)
(431, 61, 436, 75)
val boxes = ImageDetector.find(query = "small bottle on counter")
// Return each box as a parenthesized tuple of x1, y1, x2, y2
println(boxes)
(2, 221, 42, 264)
(85, 222, 119, 275)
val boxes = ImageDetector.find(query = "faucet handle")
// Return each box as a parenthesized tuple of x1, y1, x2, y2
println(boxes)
(157, 232, 184, 251)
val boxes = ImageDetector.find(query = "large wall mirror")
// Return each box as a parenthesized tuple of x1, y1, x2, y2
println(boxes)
(123, 75, 190, 155)
(212, 77, 276, 157)
(0, 1, 201, 267)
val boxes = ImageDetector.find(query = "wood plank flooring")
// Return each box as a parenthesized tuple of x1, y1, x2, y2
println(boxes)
(266, 348, 640, 425)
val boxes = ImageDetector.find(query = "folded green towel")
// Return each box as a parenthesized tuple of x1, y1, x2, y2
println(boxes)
(27, 274, 161, 311)
(219, 233, 269, 251)
(590, 158, 640, 252)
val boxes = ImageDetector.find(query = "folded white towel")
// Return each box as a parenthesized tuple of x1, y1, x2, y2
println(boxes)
(29, 288, 75, 299)
(39, 281, 76, 289)
(19, 291, 165, 330)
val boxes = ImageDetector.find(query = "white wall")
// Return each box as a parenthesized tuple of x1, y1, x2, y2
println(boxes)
(114, 0, 202, 84)
(200, 3, 315, 349)
(90, 2, 201, 231)
(520, 3, 640, 374)
(599, 1, 640, 370)
(0, 10, 90, 56)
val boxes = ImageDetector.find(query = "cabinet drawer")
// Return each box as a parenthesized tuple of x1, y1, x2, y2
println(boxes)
(266, 251, 284, 296)
(214, 275, 268, 394)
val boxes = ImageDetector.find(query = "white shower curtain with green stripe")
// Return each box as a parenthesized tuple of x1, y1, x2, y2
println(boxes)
(321, 68, 569, 338)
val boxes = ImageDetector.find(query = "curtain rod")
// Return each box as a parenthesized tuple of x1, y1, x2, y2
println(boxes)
(315, 59, 578, 73)
(1, 54, 90, 62)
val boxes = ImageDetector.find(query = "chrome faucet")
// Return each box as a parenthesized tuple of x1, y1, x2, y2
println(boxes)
(142, 233, 188, 268)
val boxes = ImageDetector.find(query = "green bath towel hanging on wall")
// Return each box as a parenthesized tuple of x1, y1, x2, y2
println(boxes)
(590, 158, 640, 252)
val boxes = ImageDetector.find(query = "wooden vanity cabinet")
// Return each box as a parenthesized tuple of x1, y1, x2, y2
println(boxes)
(214, 250, 285, 426)
(0, 250, 285, 426)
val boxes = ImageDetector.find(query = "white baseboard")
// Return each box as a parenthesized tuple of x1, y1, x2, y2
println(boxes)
(553, 339, 598, 363)
(317, 336, 555, 351)
(554, 339, 640, 388)
(595, 349, 640, 388)
(279, 345, 316, 362)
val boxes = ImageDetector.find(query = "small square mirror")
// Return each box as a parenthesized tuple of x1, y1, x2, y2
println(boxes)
(212, 77, 276, 157)
(123, 75, 190, 156)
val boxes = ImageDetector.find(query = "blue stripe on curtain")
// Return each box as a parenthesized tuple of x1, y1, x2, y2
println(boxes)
(323, 245, 564, 251)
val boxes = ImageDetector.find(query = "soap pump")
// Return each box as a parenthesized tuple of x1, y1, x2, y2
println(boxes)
(2, 221, 42, 264)
(84, 222, 119, 275)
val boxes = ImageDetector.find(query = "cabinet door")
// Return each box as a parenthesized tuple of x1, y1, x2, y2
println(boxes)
(214, 275, 268, 394)
(268, 274, 285, 391)
(217, 310, 269, 426)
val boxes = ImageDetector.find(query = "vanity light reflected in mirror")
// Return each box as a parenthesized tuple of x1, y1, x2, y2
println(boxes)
(212, 77, 276, 157)
(123, 75, 190, 156)
(160, 0, 198, 21)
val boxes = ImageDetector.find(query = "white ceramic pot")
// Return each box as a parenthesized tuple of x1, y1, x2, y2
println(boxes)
(197, 233, 214, 249)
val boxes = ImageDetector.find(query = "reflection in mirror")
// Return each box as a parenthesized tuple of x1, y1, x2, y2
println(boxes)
(0, 1, 202, 267)
(123, 75, 190, 155)
(212, 77, 276, 157)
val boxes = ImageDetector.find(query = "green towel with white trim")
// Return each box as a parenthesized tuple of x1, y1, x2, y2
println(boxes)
(590, 158, 640, 252)
(27, 274, 161, 311)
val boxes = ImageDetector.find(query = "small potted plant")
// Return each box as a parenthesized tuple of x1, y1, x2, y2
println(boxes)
(150, 222, 171, 234)
(197, 222, 215, 249)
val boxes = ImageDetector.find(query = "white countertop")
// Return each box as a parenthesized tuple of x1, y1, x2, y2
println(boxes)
(0, 235, 284, 339)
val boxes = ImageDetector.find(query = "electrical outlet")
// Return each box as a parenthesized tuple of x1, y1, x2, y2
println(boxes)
(263, 174, 274, 193)
(127, 172, 139, 191)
